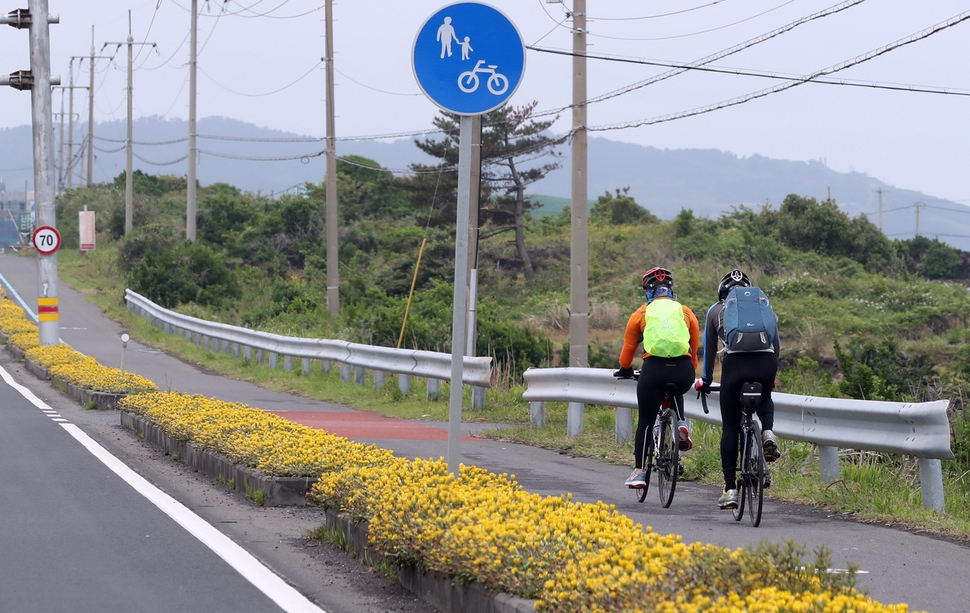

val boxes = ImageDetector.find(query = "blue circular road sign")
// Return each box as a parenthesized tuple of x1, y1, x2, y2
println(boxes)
(412, 2, 525, 115)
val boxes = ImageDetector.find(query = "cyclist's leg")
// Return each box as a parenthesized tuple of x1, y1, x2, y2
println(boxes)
(749, 352, 780, 460)
(664, 357, 695, 449)
(633, 360, 665, 469)
(719, 356, 746, 496)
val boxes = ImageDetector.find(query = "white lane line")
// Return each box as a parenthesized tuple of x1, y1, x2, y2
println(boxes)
(0, 364, 327, 613)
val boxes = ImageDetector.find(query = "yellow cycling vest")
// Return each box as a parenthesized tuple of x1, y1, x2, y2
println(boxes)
(643, 299, 690, 358)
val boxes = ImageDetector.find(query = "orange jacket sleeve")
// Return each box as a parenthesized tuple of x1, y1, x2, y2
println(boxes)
(618, 305, 647, 368)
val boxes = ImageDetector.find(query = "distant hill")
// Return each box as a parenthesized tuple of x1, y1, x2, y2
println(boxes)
(2, 116, 969, 250)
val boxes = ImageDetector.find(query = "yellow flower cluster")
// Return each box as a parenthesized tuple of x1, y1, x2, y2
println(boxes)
(119, 391, 386, 477)
(26, 344, 83, 368)
(313, 452, 913, 613)
(49, 355, 157, 393)
(0, 298, 156, 393)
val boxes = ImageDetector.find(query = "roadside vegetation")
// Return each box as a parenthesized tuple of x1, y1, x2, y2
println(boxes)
(43, 111, 970, 546)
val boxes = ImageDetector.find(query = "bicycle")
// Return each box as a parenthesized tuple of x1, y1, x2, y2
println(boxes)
(457, 59, 510, 95)
(698, 381, 769, 527)
(616, 371, 683, 508)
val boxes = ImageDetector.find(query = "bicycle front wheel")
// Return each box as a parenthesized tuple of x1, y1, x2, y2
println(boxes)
(747, 428, 765, 527)
(657, 411, 679, 508)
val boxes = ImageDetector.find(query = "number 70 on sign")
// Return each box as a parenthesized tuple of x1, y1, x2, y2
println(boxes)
(32, 226, 61, 255)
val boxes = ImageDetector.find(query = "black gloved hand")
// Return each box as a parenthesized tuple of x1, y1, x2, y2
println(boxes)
(613, 366, 636, 379)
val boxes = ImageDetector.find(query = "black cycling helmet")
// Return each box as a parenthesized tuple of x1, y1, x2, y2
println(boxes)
(641, 267, 673, 290)
(717, 269, 750, 301)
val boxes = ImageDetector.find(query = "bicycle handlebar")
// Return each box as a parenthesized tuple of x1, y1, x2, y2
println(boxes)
(695, 382, 719, 414)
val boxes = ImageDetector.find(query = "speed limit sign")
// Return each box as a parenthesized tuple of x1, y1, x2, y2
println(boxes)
(32, 226, 61, 255)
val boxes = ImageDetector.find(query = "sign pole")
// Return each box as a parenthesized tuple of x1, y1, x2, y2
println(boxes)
(447, 114, 473, 476)
(412, 1, 525, 477)
(27, 0, 59, 346)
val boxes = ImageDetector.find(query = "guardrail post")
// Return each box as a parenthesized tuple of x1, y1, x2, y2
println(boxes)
(567, 402, 584, 436)
(472, 386, 485, 409)
(340, 363, 351, 382)
(232, 343, 239, 358)
(320, 359, 331, 374)
(398, 374, 410, 396)
(615, 407, 633, 444)
(354, 366, 366, 386)
(530, 401, 545, 428)
(918, 458, 945, 513)
(221, 339, 230, 354)
(202, 335, 210, 349)
(283, 355, 292, 372)
(819, 445, 840, 485)
(269, 352, 278, 369)
(301, 358, 311, 376)
(427, 378, 439, 401)
(256, 349, 265, 365)
(374, 370, 385, 390)
(243, 346, 252, 360)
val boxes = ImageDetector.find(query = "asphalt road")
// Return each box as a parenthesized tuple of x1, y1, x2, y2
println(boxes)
(0, 251, 967, 613)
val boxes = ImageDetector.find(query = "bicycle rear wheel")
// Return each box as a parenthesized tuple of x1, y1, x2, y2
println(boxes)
(747, 428, 765, 527)
(657, 410, 679, 508)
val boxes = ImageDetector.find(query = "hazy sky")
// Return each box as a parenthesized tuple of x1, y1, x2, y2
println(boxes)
(1, 0, 968, 202)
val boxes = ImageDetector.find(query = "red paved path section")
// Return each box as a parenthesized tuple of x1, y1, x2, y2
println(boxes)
(268, 411, 482, 441)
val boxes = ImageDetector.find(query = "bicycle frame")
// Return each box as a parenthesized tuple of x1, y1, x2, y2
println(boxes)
(698, 382, 767, 526)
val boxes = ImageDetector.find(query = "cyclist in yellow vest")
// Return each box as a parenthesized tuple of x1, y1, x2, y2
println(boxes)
(614, 267, 700, 488)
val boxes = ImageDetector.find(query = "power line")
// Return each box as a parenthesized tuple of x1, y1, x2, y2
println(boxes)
(586, 10, 970, 133)
(531, 0, 869, 117)
(198, 60, 321, 97)
(588, 0, 797, 42)
(528, 46, 970, 98)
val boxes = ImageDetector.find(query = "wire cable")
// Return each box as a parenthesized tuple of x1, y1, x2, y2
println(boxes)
(198, 60, 322, 97)
(586, 10, 970, 133)
(589, 0, 796, 42)
(132, 151, 189, 166)
(532, 0, 868, 117)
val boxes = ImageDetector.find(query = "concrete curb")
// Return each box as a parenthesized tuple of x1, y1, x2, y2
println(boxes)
(121, 412, 316, 507)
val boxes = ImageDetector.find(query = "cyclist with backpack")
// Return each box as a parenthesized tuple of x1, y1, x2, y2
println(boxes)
(697, 269, 781, 510)
(614, 267, 700, 489)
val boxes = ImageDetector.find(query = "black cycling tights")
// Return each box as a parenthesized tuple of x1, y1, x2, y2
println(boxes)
(634, 355, 695, 469)
(719, 352, 778, 491)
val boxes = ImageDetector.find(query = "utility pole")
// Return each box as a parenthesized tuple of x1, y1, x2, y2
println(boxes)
(915, 201, 924, 237)
(1, 2, 61, 346)
(59, 71, 88, 190)
(186, 0, 198, 241)
(324, 0, 338, 315)
(86, 26, 94, 186)
(66, 58, 75, 188)
(874, 187, 887, 231)
(568, 0, 589, 436)
(104, 11, 156, 234)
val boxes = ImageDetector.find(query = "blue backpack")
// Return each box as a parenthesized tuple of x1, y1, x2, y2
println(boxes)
(721, 286, 776, 353)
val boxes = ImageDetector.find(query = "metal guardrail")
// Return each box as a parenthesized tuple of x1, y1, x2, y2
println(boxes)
(523, 367, 953, 512)
(124, 289, 493, 392)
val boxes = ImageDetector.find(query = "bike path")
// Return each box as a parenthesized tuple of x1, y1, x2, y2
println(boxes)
(0, 253, 966, 613)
